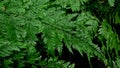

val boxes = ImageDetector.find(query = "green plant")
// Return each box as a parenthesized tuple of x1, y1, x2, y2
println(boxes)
(0, 0, 120, 68)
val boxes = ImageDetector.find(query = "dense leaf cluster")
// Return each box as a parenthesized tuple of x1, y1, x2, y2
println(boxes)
(0, 0, 120, 68)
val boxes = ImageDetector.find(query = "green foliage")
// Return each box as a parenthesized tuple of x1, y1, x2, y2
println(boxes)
(0, 0, 73, 68)
(108, 0, 115, 7)
(98, 20, 120, 67)
(54, 0, 88, 11)
(0, 0, 120, 68)
(39, 57, 74, 68)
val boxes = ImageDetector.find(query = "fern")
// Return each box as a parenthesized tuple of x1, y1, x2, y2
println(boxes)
(98, 20, 120, 67)
(0, 0, 120, 68)
(0, 0, 74, 68)
(54, 0, 88, 11)
(39, 57, 74, 68)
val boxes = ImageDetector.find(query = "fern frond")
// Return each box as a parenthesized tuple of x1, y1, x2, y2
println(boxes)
(40, 5, 104, 60)
(98, 19, 120, 67)
(55, 0, 89, 11)
(39, 57, 74, 68)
